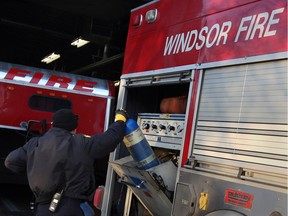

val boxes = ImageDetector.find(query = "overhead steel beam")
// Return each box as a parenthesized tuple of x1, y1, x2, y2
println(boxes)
(71, 53, 124, 75)
(0, 18, 111, 46)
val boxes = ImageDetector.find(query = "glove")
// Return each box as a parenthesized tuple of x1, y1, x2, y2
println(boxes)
(115, 109, 129, 122)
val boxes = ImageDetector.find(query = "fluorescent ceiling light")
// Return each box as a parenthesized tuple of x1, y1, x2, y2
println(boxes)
(41, 52, 61, 64)
(71, 37, 90, 48)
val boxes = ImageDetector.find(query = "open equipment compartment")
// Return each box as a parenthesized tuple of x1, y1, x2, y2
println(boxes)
(105, 71, 193, 216)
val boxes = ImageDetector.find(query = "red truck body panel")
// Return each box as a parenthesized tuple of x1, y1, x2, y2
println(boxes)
(123, 0, 287, 74)
(0, 62, 115, 135)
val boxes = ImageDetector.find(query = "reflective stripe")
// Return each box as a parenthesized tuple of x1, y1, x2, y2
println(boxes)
(123, 127, 145, 147)
(138, 154, 157, 168)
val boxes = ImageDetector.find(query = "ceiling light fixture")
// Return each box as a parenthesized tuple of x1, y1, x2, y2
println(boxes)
(41, 52, 61, 64)
(71, 37, 90, 48)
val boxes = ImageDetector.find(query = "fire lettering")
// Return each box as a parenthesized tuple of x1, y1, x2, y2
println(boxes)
(235, 8, 285, 42)
(4, 68, 31, 80)
(74, 80, 97, 92)
(3, 67, 98, 94)
(46, 75, 72, 88)
(163, 7, 284, 57)
(30, 72, 44, 84)
(164, 21, 232, 56)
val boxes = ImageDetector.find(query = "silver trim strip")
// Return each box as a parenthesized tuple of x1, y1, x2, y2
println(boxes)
(0, 125, 26, 131)
(0, 79, 113, 99)
(121, 52, 287, 79)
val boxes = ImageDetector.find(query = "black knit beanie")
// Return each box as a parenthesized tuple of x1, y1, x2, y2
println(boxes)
(53, 109, 78, 131)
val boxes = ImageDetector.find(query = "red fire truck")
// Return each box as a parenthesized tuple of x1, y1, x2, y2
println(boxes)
(103, 0, 287, 215)
(0, 61, 115, 184)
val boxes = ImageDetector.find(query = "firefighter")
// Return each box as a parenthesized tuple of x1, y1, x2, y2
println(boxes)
(4, 108, 128, 216)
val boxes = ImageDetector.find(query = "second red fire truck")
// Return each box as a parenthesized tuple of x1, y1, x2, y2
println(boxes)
(0, 61, 116, 186)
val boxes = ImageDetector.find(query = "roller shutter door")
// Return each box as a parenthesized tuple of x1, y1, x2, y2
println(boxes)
(192, 60, 287, 175)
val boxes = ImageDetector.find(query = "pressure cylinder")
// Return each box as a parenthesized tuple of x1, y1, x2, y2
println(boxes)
(123, 118, 159, 170)
(93, 185, 104, 210)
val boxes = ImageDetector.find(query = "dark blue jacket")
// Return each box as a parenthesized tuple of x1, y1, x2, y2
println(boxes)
(5, 121, 125, 203)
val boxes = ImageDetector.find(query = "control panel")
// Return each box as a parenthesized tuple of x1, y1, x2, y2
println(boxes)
(137, 113, 185, 150)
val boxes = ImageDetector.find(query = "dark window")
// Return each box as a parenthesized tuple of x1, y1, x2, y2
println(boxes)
(29, 95, 72, 112)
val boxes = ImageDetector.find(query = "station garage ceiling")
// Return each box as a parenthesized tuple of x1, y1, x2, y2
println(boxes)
(0, 0, 150, 81)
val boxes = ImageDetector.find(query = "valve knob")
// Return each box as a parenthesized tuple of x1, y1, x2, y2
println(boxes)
(177, 125, 183, 133)
(142, 123, 150, 130)
(167, 125, 175, 132)
(151, 124, 157, 130)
